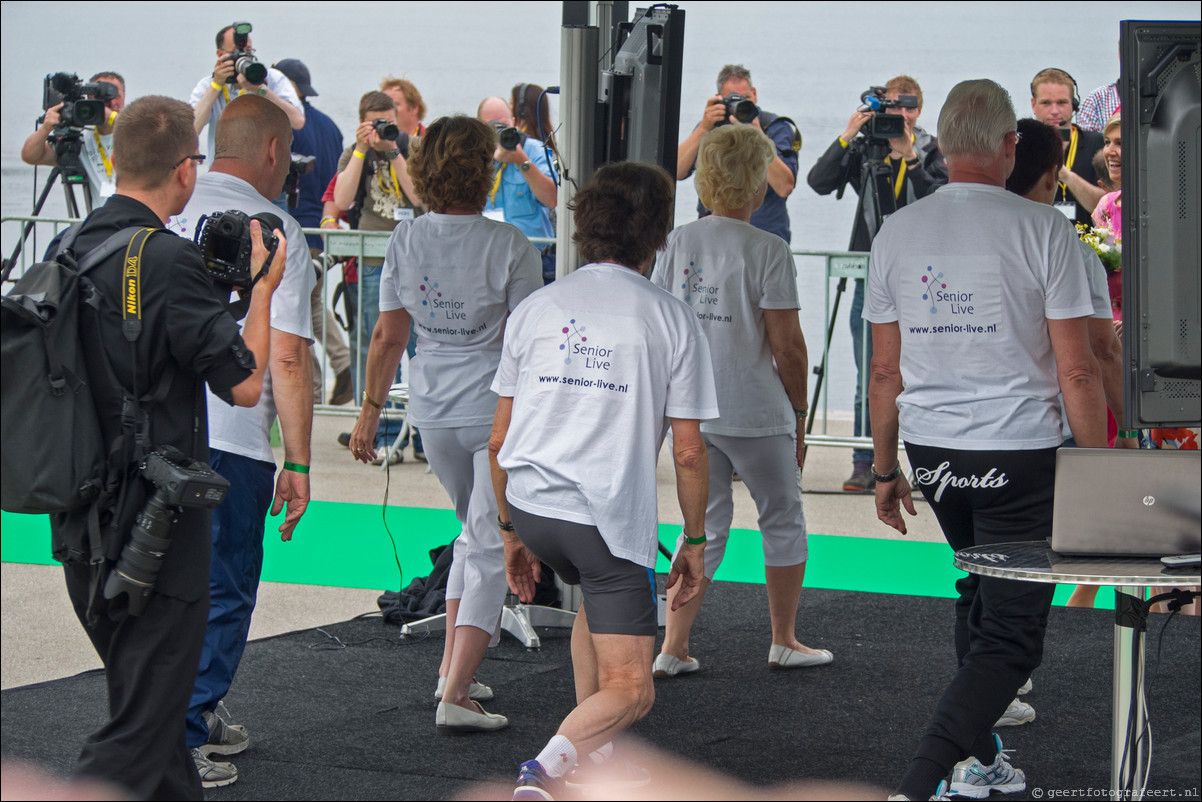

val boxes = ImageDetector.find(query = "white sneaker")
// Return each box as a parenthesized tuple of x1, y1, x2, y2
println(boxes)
(652, 652, 700, 678)
(191, 748, 238, 788)
(950, 734, 1026, 798)
(1017, 677, 1032, 695)
(994, 697, 1035, 727)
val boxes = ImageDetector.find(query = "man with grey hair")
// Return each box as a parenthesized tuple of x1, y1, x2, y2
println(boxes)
(866, 79, 1105, 800)
(676, 64, 801, 243)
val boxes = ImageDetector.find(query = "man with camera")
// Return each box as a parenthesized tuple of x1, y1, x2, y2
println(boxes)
(330, 91, 422, 460)
(477, 95, 558, 272)
(1028, 68, 1105, 226)
(806, 74, 947, 493)
(189, 22, 305, 163)
(21, 71, 126, 206)
(174, 94, 315, 788)
(676, 64, 801, 243)
(47, 95, 287, 800)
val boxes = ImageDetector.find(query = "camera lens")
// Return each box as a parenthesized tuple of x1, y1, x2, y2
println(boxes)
(373, 119, 399, 141)
(498, 127, 523, 151)
(237, 57, 267, 86)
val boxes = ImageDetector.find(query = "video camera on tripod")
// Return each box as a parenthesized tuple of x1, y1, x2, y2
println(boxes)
(38, 72, 119, 185)
(856, 86, 919, 141)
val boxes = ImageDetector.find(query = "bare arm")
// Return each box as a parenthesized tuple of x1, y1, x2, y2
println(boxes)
(668, 417, 708, 609)
(265, 87, 305, 130)
(348, 307, 411, 460)
(21, 104, 60, 166)
(268, 328, 313, 540)
(765, 154, 796, 198)
(1059, 166, 1107, 214)
(675, 95, 726, 180)
(763, 308, 809, 470)
(488, 396, 542, 602)
(333, 151, 365, 212)
(869, 322, 917, 534)
(230, 223, 288, 407)
(1049, 316, 1106, 447)
(193, 57, 234, 135)
(1087, 317, 1134, 447)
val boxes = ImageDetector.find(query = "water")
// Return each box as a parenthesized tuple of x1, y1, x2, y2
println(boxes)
(3, 0, 1198, 412)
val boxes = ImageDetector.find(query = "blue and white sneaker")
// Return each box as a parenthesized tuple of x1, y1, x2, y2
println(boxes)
(513, 760, 563, 801)
(950, 734, 1026, 798)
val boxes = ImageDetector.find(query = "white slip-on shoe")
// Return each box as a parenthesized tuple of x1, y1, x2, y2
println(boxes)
(768, 644, 834, 669)
(434, 676, 494, 701)
(435, 700, 508, 734)
(652, 652, 700, 678)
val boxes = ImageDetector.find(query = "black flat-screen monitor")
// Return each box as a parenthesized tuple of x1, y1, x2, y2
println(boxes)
(1119, 20, 1201, 428)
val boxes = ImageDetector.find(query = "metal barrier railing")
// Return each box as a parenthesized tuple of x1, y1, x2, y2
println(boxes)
(2, 215, 869, 450)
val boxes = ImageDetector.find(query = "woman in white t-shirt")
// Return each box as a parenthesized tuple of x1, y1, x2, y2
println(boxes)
(348, 115, 542, 734)
(652, 124, 832, 675)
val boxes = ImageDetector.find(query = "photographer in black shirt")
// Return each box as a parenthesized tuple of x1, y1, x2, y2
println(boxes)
(50, 95, 286, 800)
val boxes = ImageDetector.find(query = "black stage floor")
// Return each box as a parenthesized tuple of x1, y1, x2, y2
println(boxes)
(3, 583, 1199, 800)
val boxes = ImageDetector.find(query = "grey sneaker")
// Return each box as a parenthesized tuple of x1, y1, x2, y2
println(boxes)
(843, 463, 876, 493)
(202, 703, 249, 755)
(994, 697, 1035, 727)
(950, 734, 1026, 798)
(191, 748, 238, 788)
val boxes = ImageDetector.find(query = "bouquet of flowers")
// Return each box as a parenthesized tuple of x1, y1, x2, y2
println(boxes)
(1076, 223, 1122, 273)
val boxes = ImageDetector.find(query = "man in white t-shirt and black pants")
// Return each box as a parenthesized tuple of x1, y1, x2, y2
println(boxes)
(171, 95, 315, 789)
(866, 80, 1105, 801)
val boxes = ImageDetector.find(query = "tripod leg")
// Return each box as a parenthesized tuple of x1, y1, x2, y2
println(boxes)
(808, 276, 848, 435)
(2, 168, 63, 283)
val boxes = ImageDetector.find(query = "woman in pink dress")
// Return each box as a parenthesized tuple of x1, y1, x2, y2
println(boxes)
(1091, 113, 1122, 323)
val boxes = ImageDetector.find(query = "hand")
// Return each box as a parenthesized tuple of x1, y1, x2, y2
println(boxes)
(248, 221, 287, 292)
(666, 542, 705, 609)
(348, 406, 381, 463)
(795, 428, 807, 472)
(1115, 435, 1140, 449)
(699, 95, 727, 132)
(494, 143, 528, 165)
(841, 109, 872, 143)
(271, 467, 309, 541)
(1058, 165, 1072, 185)
(1112, 319, 1123, 338)
(355, 120, 390, 153)
(503, 534, 541, 602)
(889, 122, 917, 160)
(212, 55, 235, 85)
(41, 102, 63, 131)
(874, 473, 917, 535)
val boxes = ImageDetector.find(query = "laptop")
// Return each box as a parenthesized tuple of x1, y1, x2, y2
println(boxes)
(1050, 448, 1201, 557)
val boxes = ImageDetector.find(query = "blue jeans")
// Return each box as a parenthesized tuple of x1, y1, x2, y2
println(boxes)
(353, 264, 409, 448)
(185, 450, 275, 749)
(850, 279, 874, 465)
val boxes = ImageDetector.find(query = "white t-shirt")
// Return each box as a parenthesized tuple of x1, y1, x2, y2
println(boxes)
(172, 172, 315, 462)
(653, 215, 798, 437)
(379, 213, 542, 428)
(864, 183, 1094, 450)
(493, 263, 719, 569)
(188, 68, 304, 164)
(80, 130, 116, 203)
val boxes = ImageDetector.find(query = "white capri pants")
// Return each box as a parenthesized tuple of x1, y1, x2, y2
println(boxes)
(673, 432, 808, 579)
(419, 424, 507, 633)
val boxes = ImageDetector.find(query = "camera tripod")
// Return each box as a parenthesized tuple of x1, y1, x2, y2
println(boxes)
(807, 135, 898, 435)
(2, 130, 94, 284)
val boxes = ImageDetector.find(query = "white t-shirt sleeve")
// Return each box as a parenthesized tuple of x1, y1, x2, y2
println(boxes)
(665, 309, 720, 421)
(1078, 241, 1114, 319)
(268, 69, 305, 117)
(507, 239, 543, 311)
(379, 229, 404, 312)
(1043, 215, 1095, 320)
(759, 238, 800, 310)
(864, 244, 898, 324)
(269, 217, 316, 339)
(188, 75, 209, 109)
(491, 307, 524, 397)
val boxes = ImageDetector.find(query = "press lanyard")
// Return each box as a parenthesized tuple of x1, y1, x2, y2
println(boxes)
(489, 163, 506, 205)
(92, 130, 113, 177)
(887, 133, 915, 200)
(1059, 126, 1079, 197)
(377, 160, 403, 200)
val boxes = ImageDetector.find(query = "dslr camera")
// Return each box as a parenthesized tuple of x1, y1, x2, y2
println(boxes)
(283, 153, 316, 209)
(104, 447, 230, 616)
(194, 209, 281, 289)
(721, 92, 759, 125)
(858, 86, 919, 140)
(490, 121, 527, 151)
(40, 72, 118, 129)
(225, 21, 267, 86)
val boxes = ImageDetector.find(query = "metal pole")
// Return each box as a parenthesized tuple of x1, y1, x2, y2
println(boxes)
(556, 24, 598, 278)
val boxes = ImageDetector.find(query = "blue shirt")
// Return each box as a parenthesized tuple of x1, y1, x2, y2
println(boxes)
(289, 100, 344, 248)
(484, 136, 556, 242)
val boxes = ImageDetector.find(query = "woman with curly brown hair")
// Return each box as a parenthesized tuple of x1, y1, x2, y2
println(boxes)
(349, 115, 542, 733)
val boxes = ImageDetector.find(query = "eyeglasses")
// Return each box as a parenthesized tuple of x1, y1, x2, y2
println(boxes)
(173, 153, 206, 169)
(1010, 130, 1023, 143)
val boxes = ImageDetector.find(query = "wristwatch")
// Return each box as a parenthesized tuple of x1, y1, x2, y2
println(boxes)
(518, 160, 532, 173)
(384, 148, 401, 161)
(871, 463, 903, 483)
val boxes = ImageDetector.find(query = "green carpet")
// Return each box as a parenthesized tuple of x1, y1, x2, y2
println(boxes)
(0, 503, 1108, 608)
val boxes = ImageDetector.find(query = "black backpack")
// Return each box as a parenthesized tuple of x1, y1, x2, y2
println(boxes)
(1, 226, 157, 524)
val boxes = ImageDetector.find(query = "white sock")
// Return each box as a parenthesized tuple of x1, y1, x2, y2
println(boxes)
(535, 735, 577, 779)
(587, 742, 614, 764)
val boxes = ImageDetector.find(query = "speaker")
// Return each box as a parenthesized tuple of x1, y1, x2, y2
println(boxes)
(1120, 20, 1201, 428)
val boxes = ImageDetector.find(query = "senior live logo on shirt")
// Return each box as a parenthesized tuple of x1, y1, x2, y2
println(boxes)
(679, 260, 733, 325)
(904, 259, 1002, 337)
(414, 275, 488, 337)
(538, 318, 629, 394)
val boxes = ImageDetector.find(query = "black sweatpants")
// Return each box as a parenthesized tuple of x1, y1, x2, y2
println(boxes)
(64, 563, 208, 801)
(903, 444, 1058, 784)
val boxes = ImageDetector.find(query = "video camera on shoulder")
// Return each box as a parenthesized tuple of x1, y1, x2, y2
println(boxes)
(490, 121, 527, 151)
(103, 446, 230, 616)
(40, 72, 118, 129)
(194, 209, 281, 290)
(226, 21, 267, 86)
(859, 86, 918, 140)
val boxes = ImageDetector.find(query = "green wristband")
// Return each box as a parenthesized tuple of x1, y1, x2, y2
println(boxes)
(283, 461, 309, 474)
(1118, 429, 1139, 439)
(683, 532, 707, 545)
